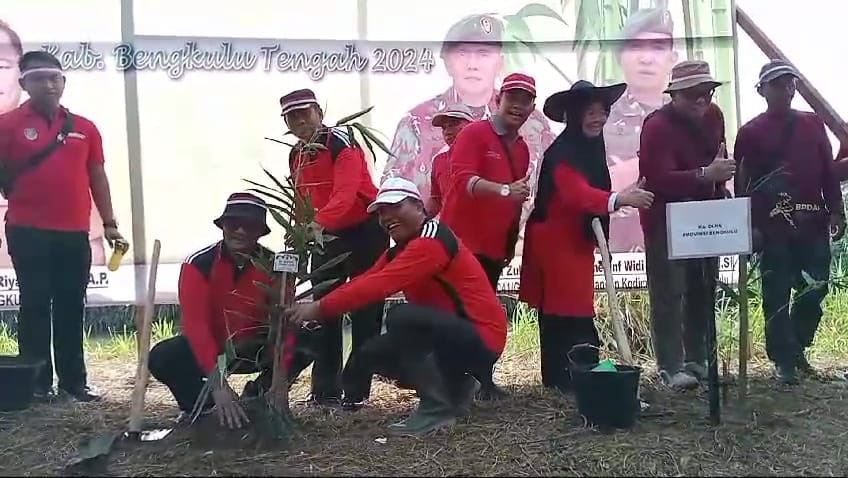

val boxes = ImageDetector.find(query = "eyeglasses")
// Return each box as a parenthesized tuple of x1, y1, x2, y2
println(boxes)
(679, 87, 715, 103)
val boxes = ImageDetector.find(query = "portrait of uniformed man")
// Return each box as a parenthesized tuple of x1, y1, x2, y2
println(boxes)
(603, 8, 678, 253)
(382, 13, 556, 263)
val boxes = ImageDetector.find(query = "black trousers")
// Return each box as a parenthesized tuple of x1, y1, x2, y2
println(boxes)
(7, 225, 91, 392)
(149, 335, 272, 412)
(475, 254, 504, 292)
(759, 232, 831, 367)
(538, 313, 600, 391)
(644, 227, 717, 373)
(288, 216, 389, 401)
(343, 304, 499, 399)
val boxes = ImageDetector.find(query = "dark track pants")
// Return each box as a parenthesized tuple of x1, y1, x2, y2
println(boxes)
(8, 225, 91, 392)
(287, 217, 389, 401)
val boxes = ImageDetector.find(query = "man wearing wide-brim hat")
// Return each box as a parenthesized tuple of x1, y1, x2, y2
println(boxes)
(148, 192, 279, 429)
(733, 58, 845, 385)
(638, 60, 737, 391)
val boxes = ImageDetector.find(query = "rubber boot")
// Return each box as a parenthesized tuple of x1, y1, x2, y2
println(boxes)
(388, 354, 456, 434)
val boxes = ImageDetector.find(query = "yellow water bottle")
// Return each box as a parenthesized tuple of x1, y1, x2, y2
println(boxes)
(108, 239, 129, 272)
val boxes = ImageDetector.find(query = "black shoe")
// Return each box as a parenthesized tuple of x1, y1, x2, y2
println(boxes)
(304, 392, 342, 407)
(475, 382, 509, 401)
(797, 355, 817, 377)
(32, 386, 56, 403)
(775, 364, 799, 385)
(341, 397, 365, 412)
(59, 386, 101, 402)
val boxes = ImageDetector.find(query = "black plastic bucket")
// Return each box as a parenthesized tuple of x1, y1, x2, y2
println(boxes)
(0, 355, 44, 412)
(569, 346, 641, 430)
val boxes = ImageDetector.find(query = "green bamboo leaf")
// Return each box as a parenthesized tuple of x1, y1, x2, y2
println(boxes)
(243, 178, 283, 195)
(515, 3, 568, 24)
(269, 208, 298, 237)
(351, 124, 379, 162)
(264, 137, 298, 148)
(262, 166, 289, 194)
(307, 251, 352, 279)
(265, 202, 297, 221)
(335, 106, 375, 125)
(253, 280, 278, 297)
(294, 278, 342, 302)
(716, 281, 739, 303)
(353, 123, 393, 156)
(246, 187, 292, 208)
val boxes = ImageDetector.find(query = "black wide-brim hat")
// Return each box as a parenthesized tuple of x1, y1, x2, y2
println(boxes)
(543, 80, 627, 123)
(213, 192, 272, 237)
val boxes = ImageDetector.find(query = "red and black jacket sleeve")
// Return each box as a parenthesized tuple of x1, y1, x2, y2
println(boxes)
(178, 253, 219, 375)
(319, 224, 452, 318)
(314, 129, 369, 230)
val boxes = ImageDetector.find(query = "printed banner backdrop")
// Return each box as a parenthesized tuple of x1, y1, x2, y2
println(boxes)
(0, 0, 745, 307)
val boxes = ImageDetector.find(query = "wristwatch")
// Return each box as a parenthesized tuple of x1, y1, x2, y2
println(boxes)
(103, 220, 118, 228)
(499, 184, 511, 197)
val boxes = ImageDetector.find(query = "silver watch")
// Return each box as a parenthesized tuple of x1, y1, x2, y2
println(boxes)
(500, 184, 511, 197)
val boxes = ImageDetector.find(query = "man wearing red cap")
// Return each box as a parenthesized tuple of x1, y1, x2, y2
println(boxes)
(441, 72, 536, 290)
(285, 177, 507, 434)
(639, 60, 735, 390)
(278, 88, 389, 408)
(149, 192, 277, 429)
(427, 103, 473, 215)
(383, 14, 555, 269)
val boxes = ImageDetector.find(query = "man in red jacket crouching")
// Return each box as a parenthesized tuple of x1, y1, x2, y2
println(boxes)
(286, 177, 508, 434)
(149, 192, 277, 429)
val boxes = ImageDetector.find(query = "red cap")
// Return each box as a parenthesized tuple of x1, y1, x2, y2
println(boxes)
(279, 88, 319, 116)
(501, 73, 536, 97)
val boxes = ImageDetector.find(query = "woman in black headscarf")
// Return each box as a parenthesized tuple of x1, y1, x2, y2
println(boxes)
(519, 81, 654, 393)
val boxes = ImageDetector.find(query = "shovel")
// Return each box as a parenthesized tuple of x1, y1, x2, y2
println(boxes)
(591, 219, 649, 412)
(125, 239, 172, 442)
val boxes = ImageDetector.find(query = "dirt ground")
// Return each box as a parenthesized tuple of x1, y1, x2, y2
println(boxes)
(1, 353, 847, 477)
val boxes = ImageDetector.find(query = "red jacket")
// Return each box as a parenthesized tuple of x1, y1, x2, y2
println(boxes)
(319, 219, 507, 355)
(734, 109, 843, 236)
(179, 242, 275, 374)
(520, 163, 614, 317)
(441, 119, 530, 261)
(638, 103, 727, 237)
(289, 127, 378, 232)
(428, 150, 449, 215)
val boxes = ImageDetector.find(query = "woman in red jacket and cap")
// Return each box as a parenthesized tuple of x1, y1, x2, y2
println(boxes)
(519, 80, 654, 393)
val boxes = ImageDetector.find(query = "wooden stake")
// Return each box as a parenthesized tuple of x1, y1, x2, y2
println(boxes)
(592, 218, 634, 365)
(736, 6, 848, 178)
(128, 239, 161, 435)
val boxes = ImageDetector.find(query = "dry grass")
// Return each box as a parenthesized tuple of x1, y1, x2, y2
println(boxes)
(1, 350, 848, 477)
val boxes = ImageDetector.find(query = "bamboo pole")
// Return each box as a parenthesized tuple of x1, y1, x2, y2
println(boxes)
(128, 239, 161, 435)
(736, 6, 848, 168)
(592, 218, 635, 365)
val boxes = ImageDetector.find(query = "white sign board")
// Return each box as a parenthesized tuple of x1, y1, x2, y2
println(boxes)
(273, 253, 299, 273)
(666, 198, 752, 260)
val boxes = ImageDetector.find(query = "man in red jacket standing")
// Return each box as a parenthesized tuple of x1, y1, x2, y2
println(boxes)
(286, 177, 508, 434)
(441, 72, 536, 290)
(279, 89, 389, 408)
(638, 61, 736, 390)
(149, 192, 277, 428)
(734, 59, 845, 384)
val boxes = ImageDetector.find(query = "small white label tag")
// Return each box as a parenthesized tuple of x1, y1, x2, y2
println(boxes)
(273, 253, 299, 273)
